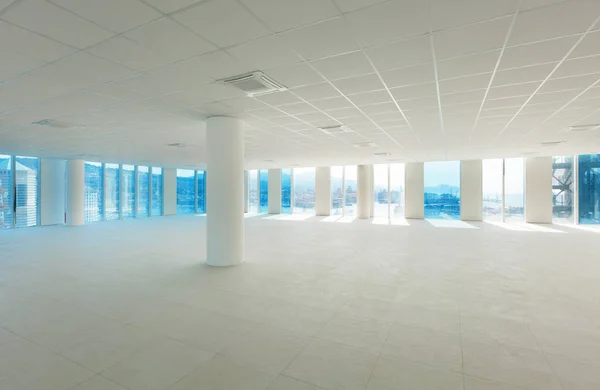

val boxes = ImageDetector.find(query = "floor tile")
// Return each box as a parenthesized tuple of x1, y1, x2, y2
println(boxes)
(547, 354, 600, 390)
(317, 313, 392, 353)
(70, 375, 129, 390)
(460, 314, 541, 351)
(267, 375, 325, 390)
(388, 303, 461, 334)
(261, 301, 336, 336)
(464, 376, 533, 390)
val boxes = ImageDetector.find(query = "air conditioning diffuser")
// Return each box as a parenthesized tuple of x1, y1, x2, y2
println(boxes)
(219, 71, 287, 96)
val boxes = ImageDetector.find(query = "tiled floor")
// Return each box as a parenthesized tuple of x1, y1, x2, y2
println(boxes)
(1, 215, 600, 390)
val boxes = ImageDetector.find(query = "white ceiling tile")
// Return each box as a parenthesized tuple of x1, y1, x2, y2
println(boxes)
(487, 81, 541, 99)
(292, 82, 341, 100)
(528, 89, 581, 105)
(0, 0, 15, 11)
(499, 36, 577, 69)
(84, 77, 148, 101)
(439, 73, 491, 95)
(552, 55, 600, 79)
(125, 18, 216, 64)
(1, 0, 114, 49)
(538, 73, 600, 93)
(397, 96, 439, 110)
(333, 73, 385, 95)
(366, 35, 432, 71)
(360, 102, 397, 115)
(256, 91, 302, 106)
(247, 107, 286, 119)
(240, 0, 339, 32)
(310, 51, 372, 80)
(345, 0, 431, 47)
(441, 89, 486, 105)
(228, 35, 300, 70)
(0, 51, 41, 82)
(569, 30, 600, 59)
(277, 102, 318, 115)
(437, 50, 500, 80)
(509, 0, 600, 45)
(431, 0, 518, 31)
(381, 63, 435, 88)
(221, 97, 268, 111)
(142, 0, 201, 14)
(520, 0, 569, 11)
(49, 0, 161, 33)
(493, 63, 556, 86)
(87, 36, 168, 71)
(348, 90, 391, 106)
(279, 17, 359, 61)
(333, 0, 387, 13)
(481, 96, 529, 109)
(175, 50, 254, 81)
(324, 106, 363, 119)
(433, 16, 511, 60)
(310, 96, 353, 111)
(295, 111, 337, 124)
(265, 63, 324, 89)
(172, 0, 270, 48)
(390, 82, 438, 101)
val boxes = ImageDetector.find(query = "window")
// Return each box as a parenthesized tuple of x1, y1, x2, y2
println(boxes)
(483, 159, 503, 221)
(15, 156, 39, 228)
(331, 166, 343, 215)
(344, 166, 357, 217)
(424, 161, 460, 219)
(552, 156, 574, 224)
(504, 158, 524, 222)
(282, 168, 292, 214)
(84, 162, 104, 223)
(259, 169, 268, 213)
(390, 163, 405, 218)
(374, 164, 389, 218)
(177, 169, 195, 214)
(293, 167, 315, 214)
(197, 170, 206, 214)
(138, 166, 149, 217)
(105, 163, 120, 220)
(0, 155, 13, 229)
(151, 167, 163, 216)
(122, 165, 135, 218)
(248, 170, 258, 214)
(578, 154, 600, 224)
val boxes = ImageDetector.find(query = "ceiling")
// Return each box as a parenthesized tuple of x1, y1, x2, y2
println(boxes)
(1, 0, 600, 169)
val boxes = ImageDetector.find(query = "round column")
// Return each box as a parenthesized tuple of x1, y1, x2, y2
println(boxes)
(357, 164, 371, 219)
(66, 159, 84, 226)
(206, 116, 245, 266)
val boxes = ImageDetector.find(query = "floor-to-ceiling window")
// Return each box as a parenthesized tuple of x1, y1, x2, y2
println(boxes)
(248, 170, 258, 214)
(344, 166, 357, 217)
(504, 158, 524, 222)
(122, 165, 135, 218)
(197, 170, 206, 214)
(151, 167, 163, 216)
(176, 169, 195, 214)
(105, 163, 120, 220)
(282, 168, 292, 214)
(483, 159, 503, 221)
(259, 169, 268, 213)
(373, 164, 389, 218)
(138, 166, 149, 217)
(390, 163, 405, 218)
(553, 156, 574, 224)
(293, 167, 315, 214)
(578, 154, 600, 224)
(84, 162, 104, 223)
(15, 156, 39, 228)
(424, 161, 460, 219)
(331, 166, 343, 215)
(0, 155, 13, 229)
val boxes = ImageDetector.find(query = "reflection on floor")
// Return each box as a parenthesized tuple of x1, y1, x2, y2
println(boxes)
(1, 215, 600, 389)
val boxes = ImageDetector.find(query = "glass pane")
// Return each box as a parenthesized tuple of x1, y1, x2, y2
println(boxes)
(138, 166, 149, 217)
(14, 156, 39, 228)
(552, 156, 574, 224)
(0, 155, 13, 229)
(483, 159, 503, 221)
(344, 166, 357, 217)
(293, 167, 315, 214)
(390, 163, 405, 219)
(373, 164, 389, 218)
(248, 170, 258, 214)
(504, 158, 524, 222)
(122, 165, 135, 218)
(197, 170, 206, 214)
(105, 163, 120, 220)
(331, 166, 343, 215)
(176, 169, 195, 214)
(424, 161, 461, 220)
(84, 162, 104, 223)
(578, 154, 600, 224)
(259, 169, 268, 213)
(151, 167, 163, 216)
(282, 169, 292, 214)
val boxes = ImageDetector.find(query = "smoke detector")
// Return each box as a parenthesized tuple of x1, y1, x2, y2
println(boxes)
(565, 124, 600, 132)
(319, 125, 352, 134)
(219, 71, 287, 96)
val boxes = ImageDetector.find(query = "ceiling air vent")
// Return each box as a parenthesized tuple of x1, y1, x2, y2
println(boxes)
(319, 125, 351, 135)
(540, 140, 566, 146)
(374, 152, 391, 157)
(166, 143, 186, 148)
(219, 71, 287, 96)
(565, 124, 600, 132)
(32, 119, 80, 129)
(353, 142, 377, 148)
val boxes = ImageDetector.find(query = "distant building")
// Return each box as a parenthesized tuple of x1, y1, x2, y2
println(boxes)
(0, 159, 38, 228)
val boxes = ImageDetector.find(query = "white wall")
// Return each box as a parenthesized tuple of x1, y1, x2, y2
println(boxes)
(357, 165, 371, 219)
(460, 160, 483, 221)
(315, 167, 331, 216)
(40, 158, 66, 226)
(526, 156, 553, 223)
(268, 168, 281, 214)
(405, 162, 424, 219)
(163, 168, 177, 216)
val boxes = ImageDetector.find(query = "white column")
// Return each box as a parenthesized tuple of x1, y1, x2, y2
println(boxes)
(460, 160, 483, 221)
(206, 116, 244, 267)
(244, 170, 249, 213)
(268, 169, 281, 214)
(405, 162, 424, 219)
(315, 167, 331, 216)
(526, 156, 553, 223)
(163, 168, 177, 216)
(66, 159, 84, 226)
(357, 164, 371, 219)
(369, 165, 375, 218)
(40, 158, 66, 226)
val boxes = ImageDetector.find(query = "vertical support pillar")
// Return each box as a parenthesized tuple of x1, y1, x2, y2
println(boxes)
(268, 169, 281, 214)
(315, 167, 331, 216)
(163, 168, 177, 216)
(357, 164, 371, 219)
(66, 159, 84, 226)
(40, 158, 66, 226)
(460, 160, 483, 221)
(244, 170, 249, 213)
(206, 116, 244, 266)
(525, 157, 553, 223)
(405, 162, 424, 219)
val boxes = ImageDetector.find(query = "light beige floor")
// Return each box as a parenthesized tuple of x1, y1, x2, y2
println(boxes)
(1, 215, 599, 390)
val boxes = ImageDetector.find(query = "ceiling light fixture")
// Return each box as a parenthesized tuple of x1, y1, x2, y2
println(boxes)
(32, 119, 81, 129)
(319, 125, 352, 135)
(540, 140, 566, 146)
(565, 124, 600, 132)
(219, 71, 287, 96)
(374, 152, 391, 157)
(166, 143, 186, 148)
(353, 142, 377, 148)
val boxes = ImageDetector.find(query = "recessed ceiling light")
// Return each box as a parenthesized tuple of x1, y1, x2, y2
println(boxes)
(219, 71, 287, 96)
(353, 142, 377, 148)
(319, 125, 351, 135)
(374, 152, 390, 157)
(540, 140, 566, 146)
(565, 124, 600, 132)
(263, 159, 274, 163)
(166, 143, 186, 148)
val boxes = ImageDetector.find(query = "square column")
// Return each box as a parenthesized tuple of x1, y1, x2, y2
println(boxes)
(315, 167, 331, 216)
(66, 159, 84, 226)
(460, 160, 483, 221)
(268, 169, 281, 214)
(526, 157, 552, 223)
(405, 162, 424, 219)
